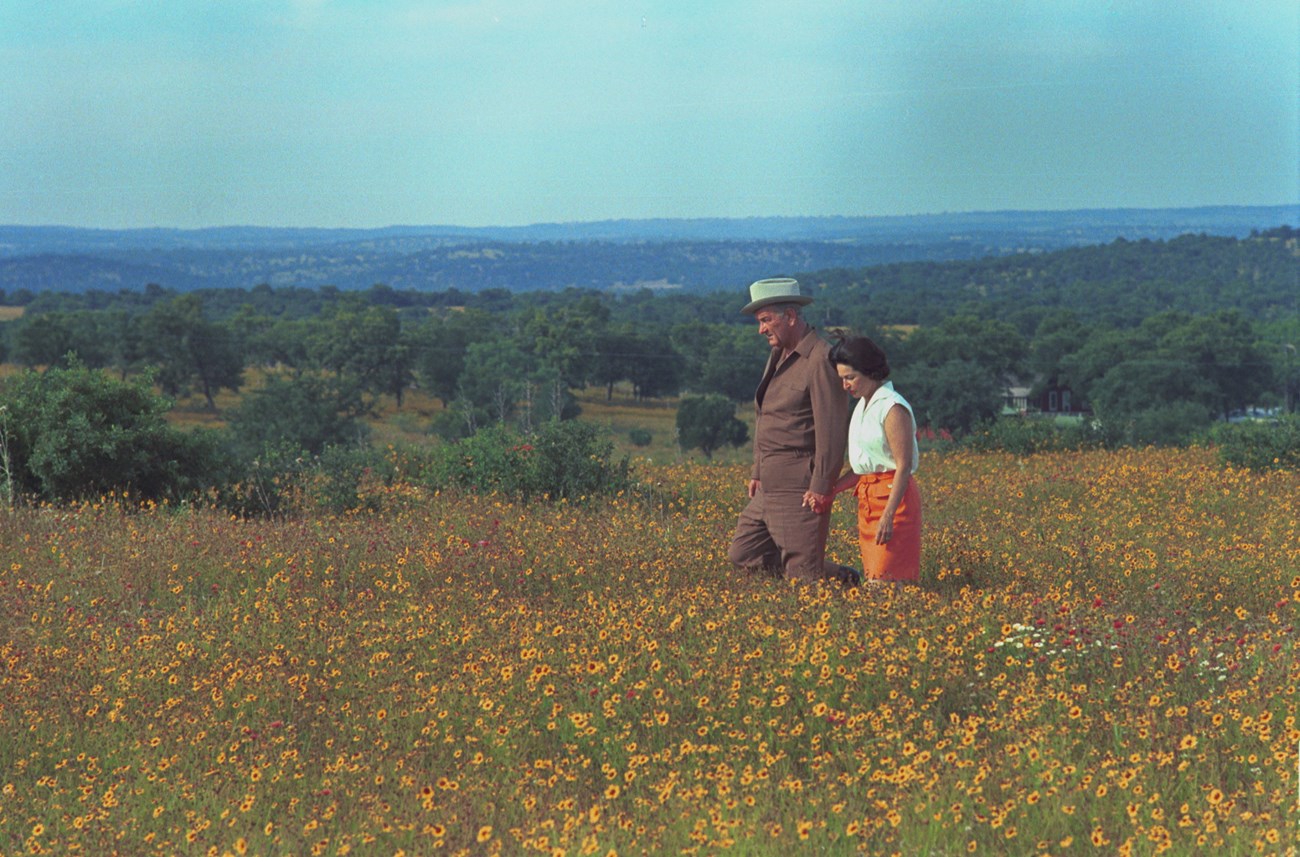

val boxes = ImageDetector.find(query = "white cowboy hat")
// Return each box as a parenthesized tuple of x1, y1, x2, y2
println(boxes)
(741, 277, 813, 314)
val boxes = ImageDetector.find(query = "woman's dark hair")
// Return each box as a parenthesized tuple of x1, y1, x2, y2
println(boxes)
(829, 335, 890, 381)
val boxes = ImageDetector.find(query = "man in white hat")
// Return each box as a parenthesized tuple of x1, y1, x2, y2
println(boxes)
(727, 278, 854, 584)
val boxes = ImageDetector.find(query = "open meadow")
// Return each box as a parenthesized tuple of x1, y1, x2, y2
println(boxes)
(1, 445, 1297, 855)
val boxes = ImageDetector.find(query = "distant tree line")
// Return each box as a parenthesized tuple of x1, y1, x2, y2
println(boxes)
(0, 228, 1296, 492)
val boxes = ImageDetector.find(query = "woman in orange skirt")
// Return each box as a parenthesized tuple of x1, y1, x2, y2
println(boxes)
(823, 336, 922, 584)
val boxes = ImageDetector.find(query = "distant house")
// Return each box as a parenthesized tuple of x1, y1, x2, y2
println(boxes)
(1003, 379, 1088, 416)
(1003, 384, 1032, 415)
(1037, 384, 1086, 415)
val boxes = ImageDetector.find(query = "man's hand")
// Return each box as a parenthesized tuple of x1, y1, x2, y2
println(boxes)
(748, 479, 761, 499)
(802, 490, 832, 515)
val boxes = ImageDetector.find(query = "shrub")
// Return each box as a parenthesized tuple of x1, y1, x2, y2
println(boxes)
(429, 409, 473, 442)
(226, 373, 369, 459)
(915, 425, 958, 456)
(628, 428, 653, 447)
(421, 424, 528, 496)
(211, 441, 421, 518)
(519, 419, 632, 500)
(962, 416, 1113, 455)
(304, 444, 402, 514)
(1120, 402, 1214, 447)
(424, 420, 632, 502)
(1209, 414, 1300, 471)
(210, 439, 310, 518)
(0, 361, 226, 503)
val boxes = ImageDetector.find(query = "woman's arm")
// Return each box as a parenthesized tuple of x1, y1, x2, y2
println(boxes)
(802, 468, 858, 513)
(831, 470, 860, 496)
(875, 403, 915, 544)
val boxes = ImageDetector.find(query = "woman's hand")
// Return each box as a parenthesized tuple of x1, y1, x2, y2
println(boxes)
(875, 510, 895, 544)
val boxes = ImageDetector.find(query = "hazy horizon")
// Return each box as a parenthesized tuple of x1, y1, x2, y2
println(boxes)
(4, 203, 1297, 237)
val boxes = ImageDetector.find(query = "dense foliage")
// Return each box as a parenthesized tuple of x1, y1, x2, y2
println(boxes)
(1209, 414, 1300, 471)
(421, 420, 632, 502)
(0, 365, 638, 511)
(818, 229, 1300, 331)
(0, 361, 221, 503)
(0, 230, 1296, 506)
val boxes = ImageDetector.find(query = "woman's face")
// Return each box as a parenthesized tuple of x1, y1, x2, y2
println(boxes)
(836, 363, 880, 400)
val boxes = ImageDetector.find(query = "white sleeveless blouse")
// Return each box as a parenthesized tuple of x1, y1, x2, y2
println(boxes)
(847, 381, 919, 474)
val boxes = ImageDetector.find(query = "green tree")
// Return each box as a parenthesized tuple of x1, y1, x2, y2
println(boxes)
(1088, 359, 1216, 444)
(0, 360, 222, 502)
(889, 314, 1028, 434)
(585, 326, 683, 401)
(227, 304, 281, 368)
(139, 294, 243, 408)
(453, 339, 530, 433)
(1156, 310, 1271, 419)
(589, 330, 641, 400)
(348, 307, 412, 407)
(518, 364, 580, 432)
(1280, 343, 1299, 414)
(1028, 310, 1089, 385)
(411, 309, 496, 406)
(676, 394, 749, 459)
(676, 324, 768, 402)
(97, 310, 148, 379)
(10, 310, 141, 375)
(11, 313, 76, 368)
(308, 306, 413, 407)
(226, 374, 369, 458)
(518, 295, 610, 388)
(1057, 326, 1143, 408)
(255, 317, 316, 371)
(904, 314, 1027, 378)
(624, 333, 683, 400)
(1259, 317, 1300, 413)
(897, 359, 1004, 435)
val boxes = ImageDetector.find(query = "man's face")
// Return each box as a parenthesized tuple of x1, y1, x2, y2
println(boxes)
(754, 307, 796, 350)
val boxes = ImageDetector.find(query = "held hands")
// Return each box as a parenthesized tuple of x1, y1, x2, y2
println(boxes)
(801, 490, 833, 515)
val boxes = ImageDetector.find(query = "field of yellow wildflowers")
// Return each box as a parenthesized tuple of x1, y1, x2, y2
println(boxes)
(2, 446, 1297, 856)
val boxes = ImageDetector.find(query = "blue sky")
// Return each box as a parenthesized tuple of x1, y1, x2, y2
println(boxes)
(2, 1, 1297, 228)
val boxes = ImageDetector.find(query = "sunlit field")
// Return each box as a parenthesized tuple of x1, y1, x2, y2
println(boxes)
(2, 446, 1297, 855)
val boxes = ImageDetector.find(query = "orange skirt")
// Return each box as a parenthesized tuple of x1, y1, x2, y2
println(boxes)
(855, 471, 922, 582)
